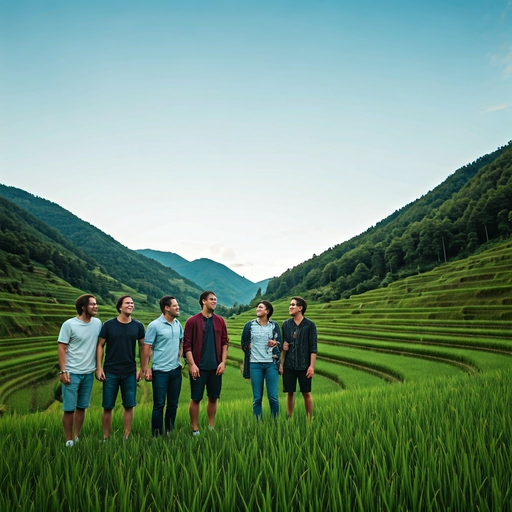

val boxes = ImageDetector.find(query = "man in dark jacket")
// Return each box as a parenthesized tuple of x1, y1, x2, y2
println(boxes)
(183, 291, 229, 435)
(281, 296, 317, 420)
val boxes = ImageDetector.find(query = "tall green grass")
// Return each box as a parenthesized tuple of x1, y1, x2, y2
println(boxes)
(1, 369, 510, 511)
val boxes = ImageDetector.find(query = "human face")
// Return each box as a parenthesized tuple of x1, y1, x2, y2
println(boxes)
(256, 303, 269, 319)
(120, 297, 134, 316)
(289, 300, 301, 317)
(86, 298, 98, 318)
(202, 294, 217, 313)
(166, 299, 180, 319)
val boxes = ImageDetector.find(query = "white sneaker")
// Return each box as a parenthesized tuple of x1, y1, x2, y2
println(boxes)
(65, 440, 74, 447)
(208, 425, 215, 431)
(192, 430, 200, 436)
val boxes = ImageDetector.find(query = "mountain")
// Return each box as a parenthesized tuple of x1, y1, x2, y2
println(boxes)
(137, 248, 270, 306)
(0, 185, 203, 314)
(264, 141, 512, 303)
(2, 141, 511, 312)
(0, 194, 113, 300)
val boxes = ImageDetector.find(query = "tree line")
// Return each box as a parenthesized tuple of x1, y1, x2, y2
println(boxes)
(264, 142, 512, 303)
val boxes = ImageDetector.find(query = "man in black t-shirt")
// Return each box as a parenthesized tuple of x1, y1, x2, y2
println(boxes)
(96, 295, 145, 440)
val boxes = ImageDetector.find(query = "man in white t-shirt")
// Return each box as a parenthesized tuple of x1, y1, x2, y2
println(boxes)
(58, 294, 102, 447)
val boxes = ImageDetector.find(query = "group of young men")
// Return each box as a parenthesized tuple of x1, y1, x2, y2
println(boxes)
(57, 290, 317, 446)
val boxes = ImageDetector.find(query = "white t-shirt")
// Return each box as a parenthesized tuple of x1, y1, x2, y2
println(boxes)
(58, 317, 102, 374)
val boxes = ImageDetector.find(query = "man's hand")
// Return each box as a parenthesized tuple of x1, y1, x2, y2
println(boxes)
(59, 371, 70, 385)
(189, 363, 200, 380)
(216, 361, 226, 375)
(306, 366, 315, 379)
(96, 368, 106, 381)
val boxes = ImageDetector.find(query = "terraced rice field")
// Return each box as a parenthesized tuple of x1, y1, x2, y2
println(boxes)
(1, 242, 511, 413)
(226, 241, 512, 389)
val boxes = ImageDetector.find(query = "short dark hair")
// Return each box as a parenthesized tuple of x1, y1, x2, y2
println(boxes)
(258, 300, 274, 319)
(116, 295, 132, 313)
(75, 294, 95, 315)
(291, 296, 307, 315)
(160, 295, 176, 313)
(199, 290, 216, 307)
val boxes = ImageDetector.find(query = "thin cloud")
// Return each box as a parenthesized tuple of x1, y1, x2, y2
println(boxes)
(208, 243, 236, 262)
(484, 104, 510, 112)
(501, 1, 512, 21)
(490, 45, 512, 76)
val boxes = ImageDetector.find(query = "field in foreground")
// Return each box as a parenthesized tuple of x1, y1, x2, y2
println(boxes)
(1, 368, 510, 512)
(1, 240, 511, 510)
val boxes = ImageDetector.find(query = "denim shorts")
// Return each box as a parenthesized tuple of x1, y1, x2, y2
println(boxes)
(283, 368, 312, 394)
(190, 369, 222, 401)
(62, 372, 94, 412)
(102, 372, 137, 409)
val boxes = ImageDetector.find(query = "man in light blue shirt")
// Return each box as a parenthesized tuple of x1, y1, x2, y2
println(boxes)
(58, 294, 102, 447)
(142, 295, 183, 436)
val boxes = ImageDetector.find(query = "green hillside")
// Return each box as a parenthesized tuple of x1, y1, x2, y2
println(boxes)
(226, 240, 512, 389)
(0, 195, 114, 301)
(0, 257, 163, 413)
(264, 141, 512, 303)
(4, 237, 510, 414)
(2, 239, 509, 511)
(1, 144, 511, 416)
(0, 185, 204, 314)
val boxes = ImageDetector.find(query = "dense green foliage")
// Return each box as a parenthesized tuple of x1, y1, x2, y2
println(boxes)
(264, 142, 512, 303)
(0, 196, 113, 299)
(0, 185, 203, 313)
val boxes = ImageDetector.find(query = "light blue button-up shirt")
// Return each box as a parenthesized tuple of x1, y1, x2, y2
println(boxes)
(145, 314, 183, 371)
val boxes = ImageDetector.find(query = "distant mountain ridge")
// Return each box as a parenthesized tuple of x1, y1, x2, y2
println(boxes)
(137, 248, 270, 307)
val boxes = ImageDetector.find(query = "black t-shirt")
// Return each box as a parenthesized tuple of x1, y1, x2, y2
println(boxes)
(199, 316, 217, 370)
(100, 318, 145, 375)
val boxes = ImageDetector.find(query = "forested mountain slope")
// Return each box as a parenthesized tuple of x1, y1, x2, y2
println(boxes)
(0, 195, 115, 296)
(265, 142, 512, 302)
(0, 186, 203, 313)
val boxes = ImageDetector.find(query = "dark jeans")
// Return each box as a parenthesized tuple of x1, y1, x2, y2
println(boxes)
(152, 367, 182, 436)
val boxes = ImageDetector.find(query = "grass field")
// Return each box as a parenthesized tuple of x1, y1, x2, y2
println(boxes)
(0, 366, 510, 511)
(1, 241, 512, 510)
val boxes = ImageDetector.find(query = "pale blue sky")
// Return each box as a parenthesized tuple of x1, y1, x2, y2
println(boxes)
(1, 1, 510, 282)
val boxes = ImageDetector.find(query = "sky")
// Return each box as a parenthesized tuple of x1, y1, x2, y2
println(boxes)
(1, 1, 511, 283)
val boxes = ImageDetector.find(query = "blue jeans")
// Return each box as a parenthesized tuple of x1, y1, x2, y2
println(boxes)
(250, 362, 279, 419)
(152, 367, 182, 436)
